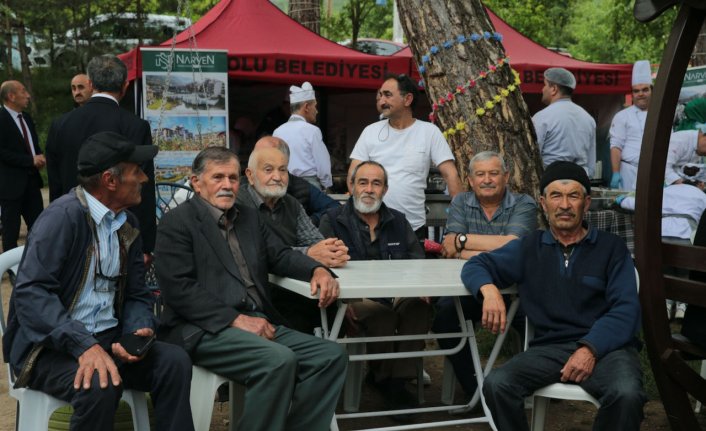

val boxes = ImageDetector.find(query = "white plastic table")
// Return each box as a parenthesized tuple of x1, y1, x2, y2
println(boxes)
(270, 259, 519, 431)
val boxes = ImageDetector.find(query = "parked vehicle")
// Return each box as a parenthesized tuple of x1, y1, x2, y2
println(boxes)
(55, 13, 191, 66)
(339, 38, 406, 56)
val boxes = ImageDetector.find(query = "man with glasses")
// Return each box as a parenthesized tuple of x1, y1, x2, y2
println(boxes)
(3, 131, 195, 431)
(609, 60, 653, 190)
(349, 73, 462, 241)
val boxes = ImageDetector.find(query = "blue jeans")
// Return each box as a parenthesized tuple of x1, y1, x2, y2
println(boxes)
(482, 342, 646, 431)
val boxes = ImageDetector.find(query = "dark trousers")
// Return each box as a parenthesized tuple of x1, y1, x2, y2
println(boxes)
(432, 295, 524, 397)
(192, 323, 348, 431)
(27, 328, 194, 431)
(1, 174, 43, 251)
(483, 343, 646, 431)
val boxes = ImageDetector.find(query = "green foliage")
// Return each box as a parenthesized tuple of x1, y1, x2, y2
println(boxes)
(321, 0, 392, 43)
(484, 0, 675, 64)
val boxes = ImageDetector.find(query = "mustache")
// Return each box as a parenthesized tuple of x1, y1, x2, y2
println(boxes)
(556, 210, 575, 217)
(478, 184, 496, 189)
(216, 191, 235, 198)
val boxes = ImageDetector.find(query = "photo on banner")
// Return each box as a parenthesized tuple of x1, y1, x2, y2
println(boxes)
(140, 47, 229, 207)
(676, 65, 706, 130)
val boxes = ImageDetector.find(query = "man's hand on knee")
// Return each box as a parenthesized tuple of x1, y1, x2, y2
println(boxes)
(560, 346, 596, 383)
(74, 344, 121, 390)
(232, 314, 276, 340)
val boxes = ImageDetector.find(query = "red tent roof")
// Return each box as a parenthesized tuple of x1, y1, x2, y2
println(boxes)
(120, 0, 632, 94)
(120, 0, 412, 89)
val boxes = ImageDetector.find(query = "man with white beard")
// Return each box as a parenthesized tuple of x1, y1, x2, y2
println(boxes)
(237, 141, 349, 334)
(318, 161, 429, 422)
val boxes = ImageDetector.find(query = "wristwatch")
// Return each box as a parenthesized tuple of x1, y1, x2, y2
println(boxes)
(456, 234, 468, 252)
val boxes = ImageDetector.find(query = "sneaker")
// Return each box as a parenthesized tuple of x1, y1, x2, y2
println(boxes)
(675, 303, 687, 320)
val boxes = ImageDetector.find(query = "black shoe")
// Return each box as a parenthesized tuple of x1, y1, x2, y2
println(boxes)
(381, 378, 418, 423)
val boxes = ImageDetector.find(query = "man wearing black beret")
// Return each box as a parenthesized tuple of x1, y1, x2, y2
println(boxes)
(3, 131, 195, 431)
(461, 161, 646, 430)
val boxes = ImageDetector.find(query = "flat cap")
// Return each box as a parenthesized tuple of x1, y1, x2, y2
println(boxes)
(544, 67, 576, 90)
(78, 131, 158, 176)
(540, 161, 591, 195)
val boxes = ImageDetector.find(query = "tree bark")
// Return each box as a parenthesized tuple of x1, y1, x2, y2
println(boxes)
(396, 0, 542, 199)
(692, 21, 706, 66)
(289, 0, 320, 34)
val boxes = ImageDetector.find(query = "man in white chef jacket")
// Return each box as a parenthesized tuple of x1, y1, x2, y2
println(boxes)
(609, 60, 652, 190)
(273, 82, 333, 191)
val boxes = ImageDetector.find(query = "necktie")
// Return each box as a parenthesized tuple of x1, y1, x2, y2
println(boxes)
(17, 113, 33, 156)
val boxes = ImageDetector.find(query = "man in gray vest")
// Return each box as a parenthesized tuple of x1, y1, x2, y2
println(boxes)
(237, 137, 349, 333)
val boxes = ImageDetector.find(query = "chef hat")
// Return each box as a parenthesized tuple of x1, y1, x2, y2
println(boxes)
(632, 60, 652, 86)
(289, 82, 316, 104)
(544, 68, 576, 90)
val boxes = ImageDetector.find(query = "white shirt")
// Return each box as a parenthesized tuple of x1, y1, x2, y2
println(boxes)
(621, 184, 706, 240)
(609, 105, 648, 191)
(665, 130, 701, 185)
(350, 119, 455, 230)
(274, 114, 332, 187)
(532, 98, 596, 177)
(3, 105, 36, 156)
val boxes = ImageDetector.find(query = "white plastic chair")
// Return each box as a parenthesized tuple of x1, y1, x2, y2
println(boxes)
(525, 268, 639, 431)
(695, 360, 706, 413)
(0, 246, 150, 431)
(190, 365, 245, 431)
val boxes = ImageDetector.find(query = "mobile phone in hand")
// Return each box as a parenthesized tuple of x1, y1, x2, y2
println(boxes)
(119, 333, 156, 356)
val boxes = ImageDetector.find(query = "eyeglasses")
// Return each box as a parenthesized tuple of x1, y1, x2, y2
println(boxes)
(92, 229, 127, 292)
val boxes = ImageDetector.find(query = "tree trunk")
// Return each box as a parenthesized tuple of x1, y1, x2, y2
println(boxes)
(692, 21, 706, 66)
(289, 0, 320, 34)
(15, 22, 35, 116)
(396, 0, 542, 198)
(2, 10, 13, 75)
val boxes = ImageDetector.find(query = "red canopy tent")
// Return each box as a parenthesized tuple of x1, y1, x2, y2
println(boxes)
(119, 0, 412, 89)
(119, 0, 632, 95)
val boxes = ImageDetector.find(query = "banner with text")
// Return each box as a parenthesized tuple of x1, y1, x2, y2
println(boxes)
(141, 47, 229, 190)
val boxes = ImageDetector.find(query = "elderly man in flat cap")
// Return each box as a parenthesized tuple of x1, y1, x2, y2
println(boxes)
(609, 60, 653, 190)
(532, 67, 597, 177)
(273, 81, 333, 191)
(3, 131, 195, 431)
(462, 161, 645, 431)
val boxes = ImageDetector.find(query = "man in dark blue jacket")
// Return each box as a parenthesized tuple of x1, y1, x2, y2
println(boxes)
(3, 132, 194, 431)
(319, 161, 428, 420)
(462, 161, 645, 431)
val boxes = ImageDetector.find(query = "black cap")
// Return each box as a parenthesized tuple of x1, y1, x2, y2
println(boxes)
(540, 161, 591, 195)
(77, 131, 158, 176)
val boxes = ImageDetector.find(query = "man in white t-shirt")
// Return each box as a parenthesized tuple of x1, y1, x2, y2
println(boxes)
(348, 73, 462, 238)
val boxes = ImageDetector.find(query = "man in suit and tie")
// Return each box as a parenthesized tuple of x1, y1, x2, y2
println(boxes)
(155, 146, 347, 431)
(49, 55, 156, 260)
(0, 80, 45, 251)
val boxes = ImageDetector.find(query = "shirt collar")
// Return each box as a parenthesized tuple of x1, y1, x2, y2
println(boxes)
(4, 105, 21, 117)
(540, 221, 596, 246)
(84, 191, 126, 229)
(245, 183, 282, 210)
(198, 194, 237, 226)
(91, 93, 119, 104)
(467, 189, 514, 210)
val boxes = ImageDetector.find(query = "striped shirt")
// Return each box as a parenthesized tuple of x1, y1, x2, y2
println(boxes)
(445, 190, 537, 238)
(70, 192, 126, 333)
